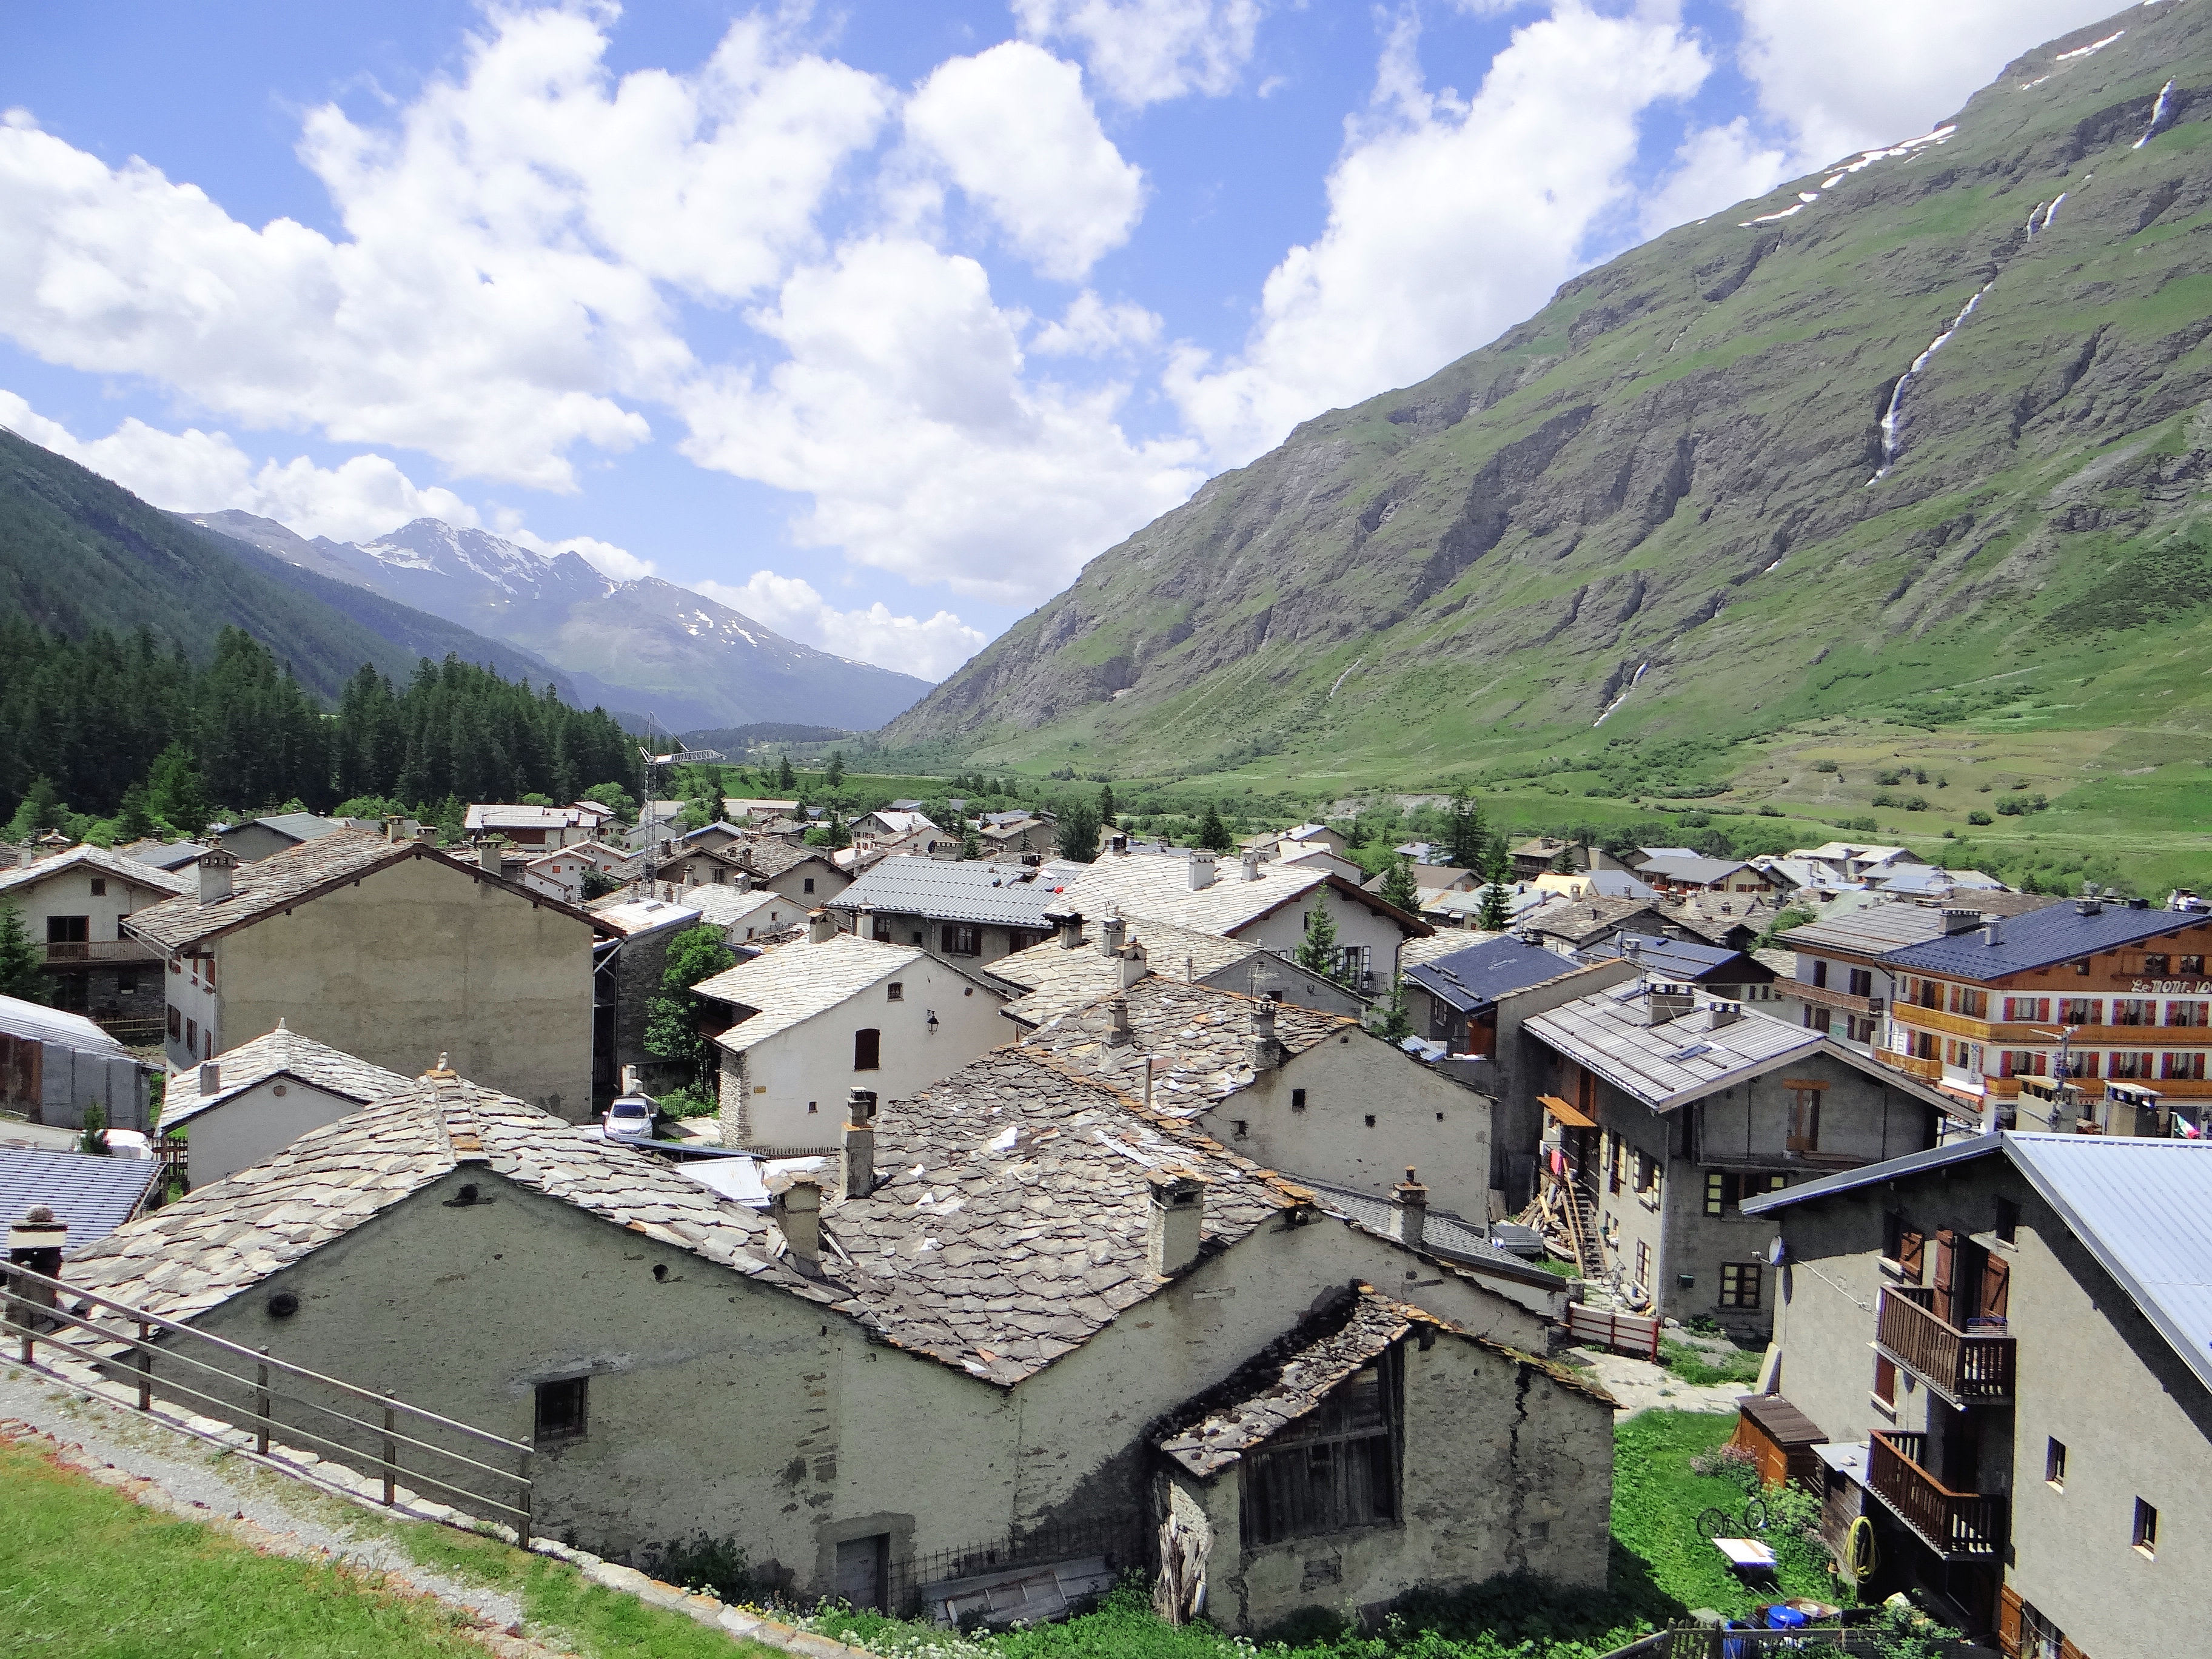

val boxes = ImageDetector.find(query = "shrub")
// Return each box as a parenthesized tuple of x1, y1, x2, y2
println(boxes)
(637, 1533, 760, 1601)
(1874, 769, 1905, 786)
(1903, 796, 1929, 812)
(1871, 791, 1897, 807)
(1811, 759, 1838, 774)
(1687, 1441, 1762, 1493)
(1968, 811, 1992, 825)
(1758, 804, 1781, 817)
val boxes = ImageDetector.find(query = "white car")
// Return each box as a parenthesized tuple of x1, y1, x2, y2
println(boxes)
(603, 1094, 657, 1141)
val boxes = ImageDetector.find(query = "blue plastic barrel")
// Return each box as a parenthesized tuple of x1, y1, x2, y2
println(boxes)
(1766, 1604, 1809, 1629)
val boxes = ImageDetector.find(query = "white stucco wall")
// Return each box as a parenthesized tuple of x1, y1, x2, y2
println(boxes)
(1233, 895, 1411, 991)
(183, 1076, 369, 1188)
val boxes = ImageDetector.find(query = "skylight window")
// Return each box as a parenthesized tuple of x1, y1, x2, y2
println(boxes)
(1669, 1042, 1715, 1063)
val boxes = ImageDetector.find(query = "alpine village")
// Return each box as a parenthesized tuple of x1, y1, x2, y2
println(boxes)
(5, 8, 2212, 1659)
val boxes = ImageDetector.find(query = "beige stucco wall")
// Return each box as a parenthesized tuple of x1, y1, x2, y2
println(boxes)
(204, 856, 596, 1119)
(716, 962, 1010, 1149)
(1193, 1036, 1492, 1217)
(1234, 897, 1410, 990)
(184, 1076, 367, 1188)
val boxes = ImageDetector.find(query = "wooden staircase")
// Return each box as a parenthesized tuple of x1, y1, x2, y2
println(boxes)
(1521, 1169, 1606, 1279)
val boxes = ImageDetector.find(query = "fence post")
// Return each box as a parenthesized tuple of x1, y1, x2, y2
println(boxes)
(7, 1269, 30, 1366)
(517, 1446, 534, 1549)
(136, 1322, 153, 1410)
(255, 1349, 271, 1455)
(381, 1392, 398, 1506)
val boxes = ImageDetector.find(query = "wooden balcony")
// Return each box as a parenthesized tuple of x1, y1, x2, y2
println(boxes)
(1868, 1431, 2005, 1561)
(1877, 1288, 2014, 1406)
(1879, 1050, 1944, 1083)
(42, 939, 162, 966)
(1791, 980, 1880, 1015)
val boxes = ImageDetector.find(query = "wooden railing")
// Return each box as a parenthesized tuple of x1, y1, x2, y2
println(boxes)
(1878, 1051, 1945, 1082)
(1877, 1289, 2015, 1403)
(43, 940, 162, 964)
(1868, 1431, 2004, 1560)
(1790, 981, 1880, 1015)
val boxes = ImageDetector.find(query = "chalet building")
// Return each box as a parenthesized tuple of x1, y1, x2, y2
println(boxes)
(651, 839, 849, 907)
(1632, 853, 1776, 897)
(1022, 976, 1492, 1215)
(1743, 1134, 2212, 1655)
(66, 1053, 1614, 1630)
(161, 1021, 412, 1188)
(461, 803, 611, 851)
(1522, 982, 1967, 1332)
(124, 830, 611, 1119)
(831, 856, 1065, 968)
(1061, 846, 1428, 994)
(0, 845, 189, 1038)
(993, 913, 1364, 1034)
(1509, 838, 1635, 882)
(1797, 843, 1929, 884)
(1874, 894, 2212, 1129)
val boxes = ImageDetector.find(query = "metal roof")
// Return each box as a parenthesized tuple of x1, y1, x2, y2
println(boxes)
(1592, 933, 1756, 985)
(1882, 898, 2208, 979)
(830, 856, 1068, 927)
(0, 1147, 159, 1253)
(0, 993, 133, 1056)
(1746, 1133, 2212, 1398)
(1875, 866, 2007, 896)
(1406, 936, 1597, 1013)
(1524, 984, 1828, 1111)
(1781, 903, 1948, 959)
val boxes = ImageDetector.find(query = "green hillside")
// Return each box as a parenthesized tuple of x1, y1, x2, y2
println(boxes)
(881, 4, 2212, 894)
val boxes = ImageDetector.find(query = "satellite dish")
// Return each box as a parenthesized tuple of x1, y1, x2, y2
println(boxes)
(1766, 1235, 1788, 1267)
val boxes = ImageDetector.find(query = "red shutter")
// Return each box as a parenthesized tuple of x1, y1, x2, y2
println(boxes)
(1981, 1252, 2011, 1321)
(1995, 1585, 2023, 1658)
(1932, 1230, 1957, 1326)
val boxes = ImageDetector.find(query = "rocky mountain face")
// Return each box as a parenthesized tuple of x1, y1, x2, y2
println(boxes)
(187, 512, 931, 732)
(884, 3, 2212, 777)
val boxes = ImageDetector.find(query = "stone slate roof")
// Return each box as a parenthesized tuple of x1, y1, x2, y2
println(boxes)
(160, 1020, 415, 1131)
(831, 856, 1070, 927)
(0, 843, 192, 900)
(729, 839, 840, 880)
(993, 920, 1253, 1030)
(1521, 896, 1671, 948)
(1022, 977, 1354, 1116)
(0, 1147, 160, 1253)
(694, 933, 931, 1054)
(122, 830, 614, 953)
(1061, 851, 1424, 941)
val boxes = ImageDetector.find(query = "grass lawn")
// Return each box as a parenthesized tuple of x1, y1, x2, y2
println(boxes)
(0, 1434, 782, 1659)
(1658, 1341, 1765, 1389)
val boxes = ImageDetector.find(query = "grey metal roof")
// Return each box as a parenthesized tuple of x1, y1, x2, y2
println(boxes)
(0, 1147, 160, 1253)
(831, 855, 1071, 927)
(1406, 936, 1597, 1013)
(1782, 903, 1948, 959)
(240, 811, 347, 843)
(1592, 933, 1756, 985)
(1635, 854, 1748, 885)
(1747, 1133, 2212, 1398)
(0, 993, 133, 1057)
(1882, 898, 2208, 979)
(1525, 984, 1829, 1111)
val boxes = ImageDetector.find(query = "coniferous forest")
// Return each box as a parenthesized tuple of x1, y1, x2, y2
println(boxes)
(0, 619, 637, 838)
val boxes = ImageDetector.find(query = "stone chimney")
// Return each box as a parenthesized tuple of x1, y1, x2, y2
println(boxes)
(1099, 915, 1127, 957)
(1240, 849, 1261, 881)
(1188, 850, 1218, 890)
(771, 1178, 822, 1265)
(1107, 997, 1134, 1047)
(7, 1205, 67, 1308)
(620, 1064, 642, 1095)
(1942, 908, 1984, 935)
(198, 1060, 220, 1095)
(1054, 911, 1085, 949)
(1145, 1170, 1206, 1276)
(1645, 985, 1695, 1025)
(1108, 833, 1130, 857)
(1392, 1168, 1428, 1250)
(1250, 999, 1283, 1071)
(1983, 917, 2006, 948)
(477, 837, 504, 874)
(383, 815, 406, 842)
(196, 848, 238, 905)
(809, 910, 837, 945)
(683, 861, 699, 887)
(414, 823, 437, 843)
(1705, 1002, 1742, 1030)
(1118, 942, 1148, 991)
(841, 1088, 877, 1199)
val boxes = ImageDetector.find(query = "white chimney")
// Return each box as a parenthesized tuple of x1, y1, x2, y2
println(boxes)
(841, 1088, 877, 1199)
(1250, 999, 1283, 1071)
(1145, 1169, 1206, 1276)
(196, 848, 238, 904)
(1118, 942, 1148, 991)
(809, 910, 837, 945)
(1983, 917, 2006, 947)
(771, 1178, 823, 1265)
(477, 837, 503, 874)
(1240, 849, 1261, 882)
(198, 1061, 220, 1095)
(1392, 1167, 1428, 1250)
(1099, 916, 1127, 957)
(1188, 851, 1218, 890)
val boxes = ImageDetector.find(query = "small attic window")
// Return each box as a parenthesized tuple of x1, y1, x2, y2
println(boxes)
(887, 982, 904, 1001)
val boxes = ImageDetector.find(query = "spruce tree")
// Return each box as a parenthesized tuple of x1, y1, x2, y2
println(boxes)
(0, 903, 50, 1003)
(777, 754, 797, 791)
(1098, 783, 1116, 829)
(825, 751, 846, 788)
(1056, 799, 1101, 863)
(1476, 837, 1514, 931)
(1197, 803, 1233, 853)
(1373, 975, 1413, 1044)
(1446, 785, 1484, 870)
(1295, 893, 1342, 982)
(78, 1103, 109, 1156)
(1380, 854, 1421, 914)
(146, 745, 211, 839)
(643, 923, 737, 1091)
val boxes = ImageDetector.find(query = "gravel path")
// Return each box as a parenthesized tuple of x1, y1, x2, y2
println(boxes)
(1570, 1350, 1751, 1417)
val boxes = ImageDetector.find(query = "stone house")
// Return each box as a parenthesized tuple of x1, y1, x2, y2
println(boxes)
(124, 830, 611, 1119)
(1363, 863, 1479, 903)
(0, 993, 150, 1133)
(697, 922, 1011, 1151)
(214, 812, 347, 862)
(1523, 981, 1968, 1334)
(463, 804, 606, 851)
(64, 1052, 1612, 1629)
(831, 856, 1065, 969)
(1022, 977, 1494, 1217)
(1742, 1134, 2212, 1655)
(993, 913, 1366, 1034)
(977, 816, 1053, 859)
(1062, 847, 1429, 995)
(161, 1020, 412, 1188)
(1508, 838, 1636, 882)
(1519, 897, 1676, 960)
(0, 844, 189, 1035)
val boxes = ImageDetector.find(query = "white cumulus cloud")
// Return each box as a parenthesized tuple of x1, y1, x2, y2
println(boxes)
(1030, 290, 1164, 357)
(1166, 4, 1711, 464)
(903, 42, 1145, 281)
(696, 571, 988, 683)
(1637, 116, 1794, 238)
(1012, 0, 1264, 107)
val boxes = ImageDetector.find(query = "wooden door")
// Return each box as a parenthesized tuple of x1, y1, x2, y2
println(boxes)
(1932, 1230, 1957, 1326)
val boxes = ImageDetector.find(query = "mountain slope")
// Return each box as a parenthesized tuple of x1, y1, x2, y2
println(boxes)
(885, 4, 2212, 797)
(184, 511, 591, 699)
(215, 514, 934, 731)
(0, 430, 471, 701)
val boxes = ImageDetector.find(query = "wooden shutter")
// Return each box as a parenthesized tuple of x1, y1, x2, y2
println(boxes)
(1981, 1251, 2011, 1321)
(1995, 1584, 2023, 1658)
(1932, 1230, 1957, 1326)
(1898, 1225, 1925, 1284)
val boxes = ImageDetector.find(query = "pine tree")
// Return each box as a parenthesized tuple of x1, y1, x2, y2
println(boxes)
(643, 923, 737, 1089)
(1295, 892, 1342, 982)
(1380, 854, 1421, 913)
(825, 751, 846, 788)
(777, 754, 797, 791)
(1056, 798, 1101, 863)
(1098, 783, 1116, 829)
(1477, 837, 1514, 930)
(1373, 975, 1413, 1044)
(1446, 785, 1484, 870)
(1197, 803, 1233, 853)
(959, 822, 982, 860)
(0, 903, 50, 1003)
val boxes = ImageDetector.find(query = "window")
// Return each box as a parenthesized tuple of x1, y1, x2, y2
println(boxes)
(1633, 1151, 1657, 1194)
(1994, 1197, 2019, 1245)
(2184, 955, 2206, 976)
(1873, 1355, 1897, 1409)
(2073, 959, 2092, 976)
(1952, 987, 1988, 1019)
(2143, 953, 2171, 976)
(1362, 1114, 1376, 1127)
(2045, 1438, 2066, 1490)
(1239, 1359, 1398, 1547)
(940, 924, 980, 956)
(184, 1017, 197, 1051)
(803, 877, 816, 894)
(1809, 1006, 1834, 1034)
(2003, 996, 2050, 1023)
(1786, 1087, 1823, 1152)
(535, 1377, 588, 1444)
(2074, 1051, 2102, 1079)
(853, 1028, 881, 1071)
(1845, 1014, 1878, 1044)
(2133, 1498, 2159, 1558)
(45, 916, 88, 943)
(2166, 1000, 2208, 1028)
(1720, 1262, 1762, 1309)
(1233, 1119, 1248, 1139)
(886, 982, 903, 1002)
(871, 916, 893, 942)
(1705, 1171, 1731, 1216)
(167, 1007, 181, 1040)
(2110, 1051, 2153, 1079)
(1291, 1088, 1307, 1112)
(2000, 1050, 2048, 1079)
(2113, 997, 2154, 1027)
(1811, 959, 1829, 989)
(2162, 1052, 2207, 1081)
(89, 877, 106, 897)
(1607, 1136, 1623, 1195)
(1634, 1241, 1651, 1289)
(1848, 968, 1874, 998)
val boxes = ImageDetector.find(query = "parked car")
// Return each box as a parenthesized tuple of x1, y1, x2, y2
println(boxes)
(603, 1094, 657, 1141)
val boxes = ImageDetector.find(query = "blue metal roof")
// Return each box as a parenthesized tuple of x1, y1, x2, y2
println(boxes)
(1882, 899, 2206, 979)
(1405, 936, 1586, 1013)
(1747, 1132, 2212, 1397)
(0, 1147, 160, 1254)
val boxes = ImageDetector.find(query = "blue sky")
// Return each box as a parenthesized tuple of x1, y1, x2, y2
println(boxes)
(0, 0, 2123, 678)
